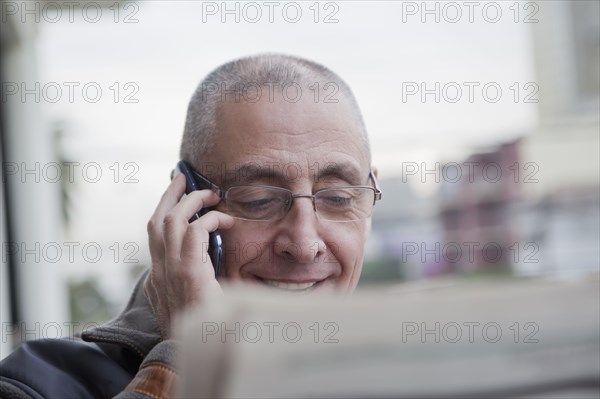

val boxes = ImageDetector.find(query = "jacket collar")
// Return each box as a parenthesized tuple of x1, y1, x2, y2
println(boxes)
(81, 270, 161, 358)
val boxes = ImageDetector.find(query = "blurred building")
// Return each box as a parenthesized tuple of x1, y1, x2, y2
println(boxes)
(365, 176, 443, 282)
(1, 0, 131, 358)
(369, 1, 599, 281)
(518, 0, 600, 276)
(439, 141, 522, 273)
(1, 3, 68, 358)
(437, 1, 599, 278)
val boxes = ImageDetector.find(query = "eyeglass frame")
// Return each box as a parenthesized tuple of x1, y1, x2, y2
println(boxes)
(188, 165, 382, 222)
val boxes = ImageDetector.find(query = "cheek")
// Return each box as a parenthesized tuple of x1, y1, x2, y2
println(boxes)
(219, 224, 270, 278)
(326, 223, 368, 282)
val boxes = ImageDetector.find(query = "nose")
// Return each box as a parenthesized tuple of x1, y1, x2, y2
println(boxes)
(272, 195, 327, 263)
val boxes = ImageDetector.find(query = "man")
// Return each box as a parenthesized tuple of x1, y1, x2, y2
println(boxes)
(0, 53, 381, 398)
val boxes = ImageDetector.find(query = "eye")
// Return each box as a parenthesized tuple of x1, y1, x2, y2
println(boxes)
(239, 198, 278, 211)
(320, 194, 353, 208)
(226, 186, 289, 219)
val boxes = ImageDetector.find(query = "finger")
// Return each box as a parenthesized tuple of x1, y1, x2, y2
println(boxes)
(152, 173, 186, 223)
(163, 190, 222, 259)
(193, 210, 235, 233)
(180, 211, 235, 269)
(147, 174, 186, 258)
(171, 189, 222, 222)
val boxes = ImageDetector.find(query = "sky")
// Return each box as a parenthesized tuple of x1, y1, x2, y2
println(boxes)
(31, 0, 540, 300)
(37, 1, 538, 163)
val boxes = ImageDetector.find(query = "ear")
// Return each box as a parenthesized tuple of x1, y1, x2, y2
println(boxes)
(371, 166, 379, 179)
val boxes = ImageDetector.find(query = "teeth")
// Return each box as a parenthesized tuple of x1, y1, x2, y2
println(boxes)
(263, 280, 316, 291)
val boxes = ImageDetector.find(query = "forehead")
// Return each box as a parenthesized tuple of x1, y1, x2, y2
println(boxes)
(202, 92, 369, 184)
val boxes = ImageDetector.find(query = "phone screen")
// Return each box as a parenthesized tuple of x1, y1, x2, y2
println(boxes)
(173, 161, 223, 277)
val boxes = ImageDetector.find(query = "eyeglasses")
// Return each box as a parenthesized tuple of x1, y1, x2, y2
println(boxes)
(189, 167, 382, 222)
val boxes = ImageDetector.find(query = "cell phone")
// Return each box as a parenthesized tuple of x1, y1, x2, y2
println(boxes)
(173, 160, 223, 277)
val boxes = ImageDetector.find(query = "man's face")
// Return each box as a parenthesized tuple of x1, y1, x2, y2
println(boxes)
(200, 88, 373, 294)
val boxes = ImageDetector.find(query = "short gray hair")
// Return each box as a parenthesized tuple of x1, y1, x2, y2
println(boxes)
(180, 53, 370, 168)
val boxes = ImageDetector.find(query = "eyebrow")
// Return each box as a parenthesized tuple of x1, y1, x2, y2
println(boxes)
(222, 163, 281, 186)
(221, 161, 366, 187)
(312, 162, 365, 186)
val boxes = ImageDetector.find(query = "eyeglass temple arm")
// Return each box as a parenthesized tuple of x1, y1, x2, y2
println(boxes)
(369, 171, 382, 202)
(192, 170, 225, 198)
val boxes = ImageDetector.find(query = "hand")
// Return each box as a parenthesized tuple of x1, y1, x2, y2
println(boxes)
(144, 173, 235, 339)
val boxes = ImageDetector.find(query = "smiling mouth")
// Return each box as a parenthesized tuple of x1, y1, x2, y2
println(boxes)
(260, 279, 321, 292)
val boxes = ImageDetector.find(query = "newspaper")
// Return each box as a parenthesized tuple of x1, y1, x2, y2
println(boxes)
(176, 276, 600, 398)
